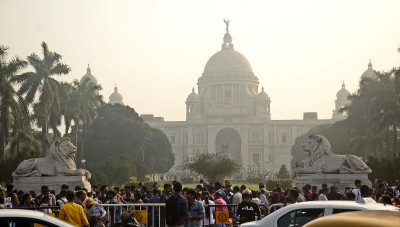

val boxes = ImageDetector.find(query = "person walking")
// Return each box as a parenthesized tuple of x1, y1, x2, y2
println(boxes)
(184, 189, 204, 227)
(236, 190, 261, 225)
(59, 190, 89, 227)
(165, 182, 188, 227)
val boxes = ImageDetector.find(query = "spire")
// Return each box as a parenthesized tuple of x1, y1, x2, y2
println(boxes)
(114, 84, 118, 91)
(87, 64, 91, 74)
(222, 19, 234, 50)
(192, 87, 195, 93)
(368, 59, 372, 69)
(261, 86, 265, 92)
(342, 81, 345, 89)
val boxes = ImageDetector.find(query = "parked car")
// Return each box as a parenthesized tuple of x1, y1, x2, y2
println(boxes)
(303, 210, 400, 227)
(240, 200, 400, 227)
(0, 209, 74, 227)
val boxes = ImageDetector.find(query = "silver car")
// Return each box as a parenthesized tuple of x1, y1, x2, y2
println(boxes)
(240, 200, 400, 227)
(0, 209, 74, 227)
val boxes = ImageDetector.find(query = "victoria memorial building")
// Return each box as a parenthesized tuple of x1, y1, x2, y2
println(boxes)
(88, 23, 377, 176)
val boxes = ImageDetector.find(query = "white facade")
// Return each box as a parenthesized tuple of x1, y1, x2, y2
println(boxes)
(140, 25, 343, 175)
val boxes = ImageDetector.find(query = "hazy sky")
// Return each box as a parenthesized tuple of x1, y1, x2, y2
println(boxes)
(1, 0, 400, 121)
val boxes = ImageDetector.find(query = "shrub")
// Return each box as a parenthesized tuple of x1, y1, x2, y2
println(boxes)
(266, 178, 293, 190)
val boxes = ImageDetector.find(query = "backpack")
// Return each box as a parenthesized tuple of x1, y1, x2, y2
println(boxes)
(165, 195, 180, 226)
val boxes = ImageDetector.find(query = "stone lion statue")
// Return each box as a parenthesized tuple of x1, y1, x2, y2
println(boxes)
(12, 137, 91, 179)
(294, 134, 372, 174)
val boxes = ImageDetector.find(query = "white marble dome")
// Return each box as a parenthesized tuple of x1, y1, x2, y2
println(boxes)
(109, 85, 124, 105)
(186, 88, 199, 102)
(203, 49, 253, 74)
(80, 65, 97, 84)
(361, 61, 378, 80)
(257, 87, 270, 101)
(336, 82, 351, 99)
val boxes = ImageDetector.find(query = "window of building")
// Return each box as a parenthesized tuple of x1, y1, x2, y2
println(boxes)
(252, 152, 261, 163)
(251, 131, 261, 144)
(170, 135, 175, 144)
(225, 86, 231, 100)
(269, 133, 273, 144)
(265, 151, 271, 162)
(197, 132, 205, 144)
(282, 133, 287, 143)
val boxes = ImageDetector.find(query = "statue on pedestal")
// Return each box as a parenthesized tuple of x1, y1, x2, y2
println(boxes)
(294, 134, 372, 174)
(12, 137, 91, 179)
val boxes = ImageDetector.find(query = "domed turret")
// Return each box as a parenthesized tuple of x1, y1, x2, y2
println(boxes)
(336, 82, 351, 99)
(186, 87, 199, 103)
(256, 87, 271, 119)
(109, 85, 124, 105)
(186, 88, 200, 120)
(80, 65, 98, 84)
(257, 87, 270, 101)
(332, 82, 351, 120)
(361, 60, 378, 80)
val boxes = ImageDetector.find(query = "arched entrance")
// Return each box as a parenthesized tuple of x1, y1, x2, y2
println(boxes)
(215, 128, 242, 164)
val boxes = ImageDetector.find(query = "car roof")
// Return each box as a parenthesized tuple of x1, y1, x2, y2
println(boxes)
(303, 210, 400, 227)
(253, 201, 399, 226)
(279, 200, 399, 210)
(0, 209, 74, 227)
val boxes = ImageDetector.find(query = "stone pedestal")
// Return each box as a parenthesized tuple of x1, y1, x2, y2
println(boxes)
(13, 175, 91, 194)
(295, 173, 371, 193)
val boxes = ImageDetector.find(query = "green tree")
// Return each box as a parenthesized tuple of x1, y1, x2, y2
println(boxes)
(85, 104, 173, 180)
(183, 152, 241, 183)
(277, 164, 290, 179)
(0, 45, 29, 160)
(144, 128, 175, 174)
(13, 42, 70, 136)
(68, 78, 103, 161)
(345, 69, 400, 157)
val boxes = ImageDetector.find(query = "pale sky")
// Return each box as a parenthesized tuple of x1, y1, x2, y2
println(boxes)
(1, 0, 400, 121)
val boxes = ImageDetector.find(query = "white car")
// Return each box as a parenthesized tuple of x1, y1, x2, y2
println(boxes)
(240, 200, 400, 227)
(0, 209, 74, 227)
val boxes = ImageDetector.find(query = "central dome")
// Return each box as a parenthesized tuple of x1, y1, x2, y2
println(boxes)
(203, 49, 253, 74)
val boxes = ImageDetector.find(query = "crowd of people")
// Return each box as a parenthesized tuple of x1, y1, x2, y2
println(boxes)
(0, 178, 399, 227)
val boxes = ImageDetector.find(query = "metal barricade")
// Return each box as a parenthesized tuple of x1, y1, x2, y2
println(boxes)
(100, 203, 165, 227)
(9, 202, 284, 227)
(268, 203, 285, 214)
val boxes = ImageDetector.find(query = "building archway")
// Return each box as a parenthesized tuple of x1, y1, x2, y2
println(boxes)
(215, 128, 241, 164)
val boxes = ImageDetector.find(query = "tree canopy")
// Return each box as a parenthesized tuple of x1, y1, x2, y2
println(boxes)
(85, 104, 174, 180)
(183, 152, 241, 183)
(0, 43, 174, 184)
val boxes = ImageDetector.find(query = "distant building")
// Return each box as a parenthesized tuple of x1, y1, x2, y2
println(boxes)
(80, 65, 98, 85)
(101, 23, 374, 175)
(332, 82, 351, 120)
(109, 85, 124, 105)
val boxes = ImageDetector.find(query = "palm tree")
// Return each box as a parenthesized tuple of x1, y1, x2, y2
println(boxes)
(0, 45, 29, 160)
(70, 78, 103, 162)
(348, 69, 400, 157)
(12, 42, 70, 136)
(370, 69, 400, 157)
(59, 82, 78, 137)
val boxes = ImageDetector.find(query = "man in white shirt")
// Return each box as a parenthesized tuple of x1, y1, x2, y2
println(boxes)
(351, 179, 362, 201)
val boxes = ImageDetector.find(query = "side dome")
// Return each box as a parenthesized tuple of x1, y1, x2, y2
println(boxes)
(109, 85, 124, 105)
(336, 82, 351, 99)
(186, 88, 199, 102)
(361, 60, 378, 80)
(203, 49, 253, 74)
(80, 65, 98, 84)
(257, 87, 270, 101)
